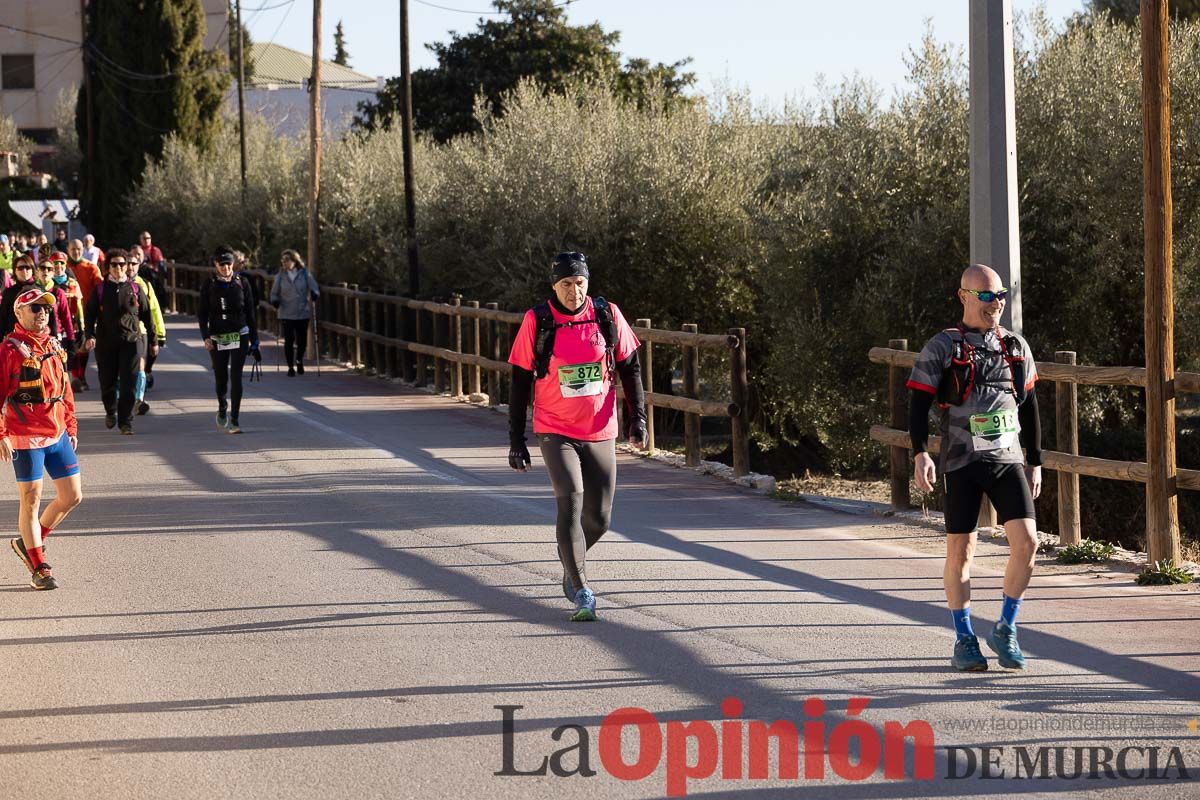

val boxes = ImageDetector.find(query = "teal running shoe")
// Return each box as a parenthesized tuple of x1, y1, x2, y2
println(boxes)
(987, 622, 1026, 669)
(216, 410, 228, 430)
(952, 635, 988, 671)
(570, 587, 596, 622)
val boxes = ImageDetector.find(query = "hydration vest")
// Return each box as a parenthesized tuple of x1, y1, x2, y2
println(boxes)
(532, 297, 617, 380)
(936, 325, 1028, 408)
(3, 335, 67, 423)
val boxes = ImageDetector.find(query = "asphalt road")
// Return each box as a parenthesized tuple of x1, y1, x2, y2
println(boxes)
(0, 316, 1196, 800)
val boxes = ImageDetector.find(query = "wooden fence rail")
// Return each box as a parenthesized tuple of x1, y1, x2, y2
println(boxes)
(868, 343, 1200, 547)
(169, 263, 751, 475)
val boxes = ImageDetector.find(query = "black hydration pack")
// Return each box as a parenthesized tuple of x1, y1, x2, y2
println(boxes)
(936, 326, 1028, 408)
(532, 297, 617, 379)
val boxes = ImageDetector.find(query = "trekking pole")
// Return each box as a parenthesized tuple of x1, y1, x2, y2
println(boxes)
(311, 299, 322, 376)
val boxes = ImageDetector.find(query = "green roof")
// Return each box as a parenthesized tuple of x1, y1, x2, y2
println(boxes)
(247, 42, 378, 89)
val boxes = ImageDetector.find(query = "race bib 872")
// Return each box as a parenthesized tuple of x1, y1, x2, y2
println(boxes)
(557, 362, 604, 398)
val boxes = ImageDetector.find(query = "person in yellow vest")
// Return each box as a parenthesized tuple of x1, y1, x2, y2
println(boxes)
(124, 248, 165, 415)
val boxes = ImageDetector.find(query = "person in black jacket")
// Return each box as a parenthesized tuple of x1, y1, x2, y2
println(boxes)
(84, 249, 154, 435)
(198, 246, 260, 434)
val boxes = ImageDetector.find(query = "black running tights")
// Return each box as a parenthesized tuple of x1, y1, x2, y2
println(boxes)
(538, 434, 617, 595)
(210, 339, 248, 418)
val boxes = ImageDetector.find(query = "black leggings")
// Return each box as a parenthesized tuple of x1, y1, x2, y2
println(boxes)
(209, 338, 249, 418)
(281, 318, 310, 368)
(538, 434, 617, 594)
(95, 340, 140, 425)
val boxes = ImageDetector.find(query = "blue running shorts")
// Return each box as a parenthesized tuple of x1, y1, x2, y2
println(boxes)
(12, 432, 79, 483)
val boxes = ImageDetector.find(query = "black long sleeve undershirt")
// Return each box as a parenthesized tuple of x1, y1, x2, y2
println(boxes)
(508, 366, 534, 446)
(908, 389, 1043, 466)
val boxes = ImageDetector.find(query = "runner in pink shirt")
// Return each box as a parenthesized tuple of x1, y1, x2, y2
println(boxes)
(508, 251, 647, 621)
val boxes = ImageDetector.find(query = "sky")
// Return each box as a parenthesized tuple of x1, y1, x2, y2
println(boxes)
(242, 0, 1089, 108)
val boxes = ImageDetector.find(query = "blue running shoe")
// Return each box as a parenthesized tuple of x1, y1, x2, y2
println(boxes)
(987, 622, 1026, 669)
(952, 635, 988, 671)
(570, 587, 596, 622)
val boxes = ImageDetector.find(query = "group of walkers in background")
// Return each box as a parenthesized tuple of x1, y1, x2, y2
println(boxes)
(0, 229, 320, 590)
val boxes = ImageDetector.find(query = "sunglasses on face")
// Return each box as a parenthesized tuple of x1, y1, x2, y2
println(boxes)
(27, 305, 51, 315)
(109, 261, 127, 268)
(962, 288, 1009, 303)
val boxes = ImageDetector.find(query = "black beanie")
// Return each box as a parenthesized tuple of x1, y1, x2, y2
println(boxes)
(551, 251, 589, 283)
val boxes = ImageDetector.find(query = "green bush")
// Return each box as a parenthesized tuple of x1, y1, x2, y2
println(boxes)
(1056, 538, 1116, 564)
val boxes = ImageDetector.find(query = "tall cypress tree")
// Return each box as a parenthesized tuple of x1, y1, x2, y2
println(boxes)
(333, 20, 350, 67)
(78, 0, 230, 240)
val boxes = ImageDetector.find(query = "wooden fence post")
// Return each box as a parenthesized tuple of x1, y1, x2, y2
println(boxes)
(889, 339, 911, 509)
(487, 302, 500, 405)
(468, 300, 481, 396)
(433, 306, 445, 394)
(451, 296, 463, 397)
(359, 288, 373, 372)
(682, 323, 700, 467)
(1055, 351, 1082, 545)
(350, 285, 362, 367)
(169, 263, 178, 314)
(414, 307, 427, 387)
(637, 319, 654, 453)
(337, 283, 349, 362)
(730, 327, 749, 476)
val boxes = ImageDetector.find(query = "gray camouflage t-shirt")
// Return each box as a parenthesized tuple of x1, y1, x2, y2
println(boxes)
(907, 327, 1038, 474)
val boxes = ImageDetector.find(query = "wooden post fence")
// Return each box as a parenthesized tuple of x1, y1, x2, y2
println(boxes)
(888, 339, 910, 510)
(1055, 350, 1081, 545)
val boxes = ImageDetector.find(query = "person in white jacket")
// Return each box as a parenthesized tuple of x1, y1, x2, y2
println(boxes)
(268, 249, 320, 376)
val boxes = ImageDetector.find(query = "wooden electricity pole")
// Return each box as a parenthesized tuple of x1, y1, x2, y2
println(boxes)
(308, 0, 322, 278)
(400, 0, 421, 295)
(235, 0, 248, 206)
(1140, 0, 1180, 565)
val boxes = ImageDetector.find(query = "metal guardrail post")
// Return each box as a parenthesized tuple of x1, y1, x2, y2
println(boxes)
(1056, 351, 1082, 545)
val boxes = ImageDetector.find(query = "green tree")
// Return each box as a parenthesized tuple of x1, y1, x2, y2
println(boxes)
(77, 0, 230, 240)
(354, 0, 694, 141)
(1088, 0, 1200, 22)
(333, 19, 351, 67)
(228, 1, 256, 83)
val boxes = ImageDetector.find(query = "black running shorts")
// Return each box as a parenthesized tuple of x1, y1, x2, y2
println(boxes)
(943, 460, 1035, 534)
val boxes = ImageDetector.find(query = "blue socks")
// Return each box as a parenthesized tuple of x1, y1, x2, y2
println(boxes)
(952, 607, 974, 639)
(135, 371, 147, 402)
(1000, 594, 1023, 628)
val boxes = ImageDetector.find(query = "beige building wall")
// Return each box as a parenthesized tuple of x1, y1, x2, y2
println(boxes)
(0, 0, 228, 166)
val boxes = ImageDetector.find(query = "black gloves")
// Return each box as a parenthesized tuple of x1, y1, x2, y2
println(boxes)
(508, 438, 531, 471)
(251, 347, 262, 364)
(271, 299, 281, 309)
(628, 416, 648, 445)
(310, 292, 319, 304)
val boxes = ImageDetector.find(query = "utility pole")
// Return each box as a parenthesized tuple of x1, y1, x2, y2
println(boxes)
(308, 0, 322, 278)
(968, 0, 1022, 332)
(80, 0, 94, 211)
(400, 0, 421, 295)
(235, 0, 248, 206)
(1140, 0, 1180, 565)
(968, 0, 1021, 530)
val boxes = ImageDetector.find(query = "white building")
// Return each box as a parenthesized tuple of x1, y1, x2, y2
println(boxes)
(230, 42, 383, 138)
(0, 0, 227, 171)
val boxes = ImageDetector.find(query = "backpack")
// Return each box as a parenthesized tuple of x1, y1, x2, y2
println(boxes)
(2, 335, 67, 423)
(935, 325, 1028, 408)
(532, 297, 617, 379)
(94, 279, 140, 315)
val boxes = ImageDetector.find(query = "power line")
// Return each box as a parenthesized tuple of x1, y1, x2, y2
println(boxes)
(410, 0, 577, 15)
(0, 23, 80, 46)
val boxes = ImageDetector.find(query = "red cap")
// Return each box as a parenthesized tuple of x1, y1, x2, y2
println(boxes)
(14, 288, 56, 310)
